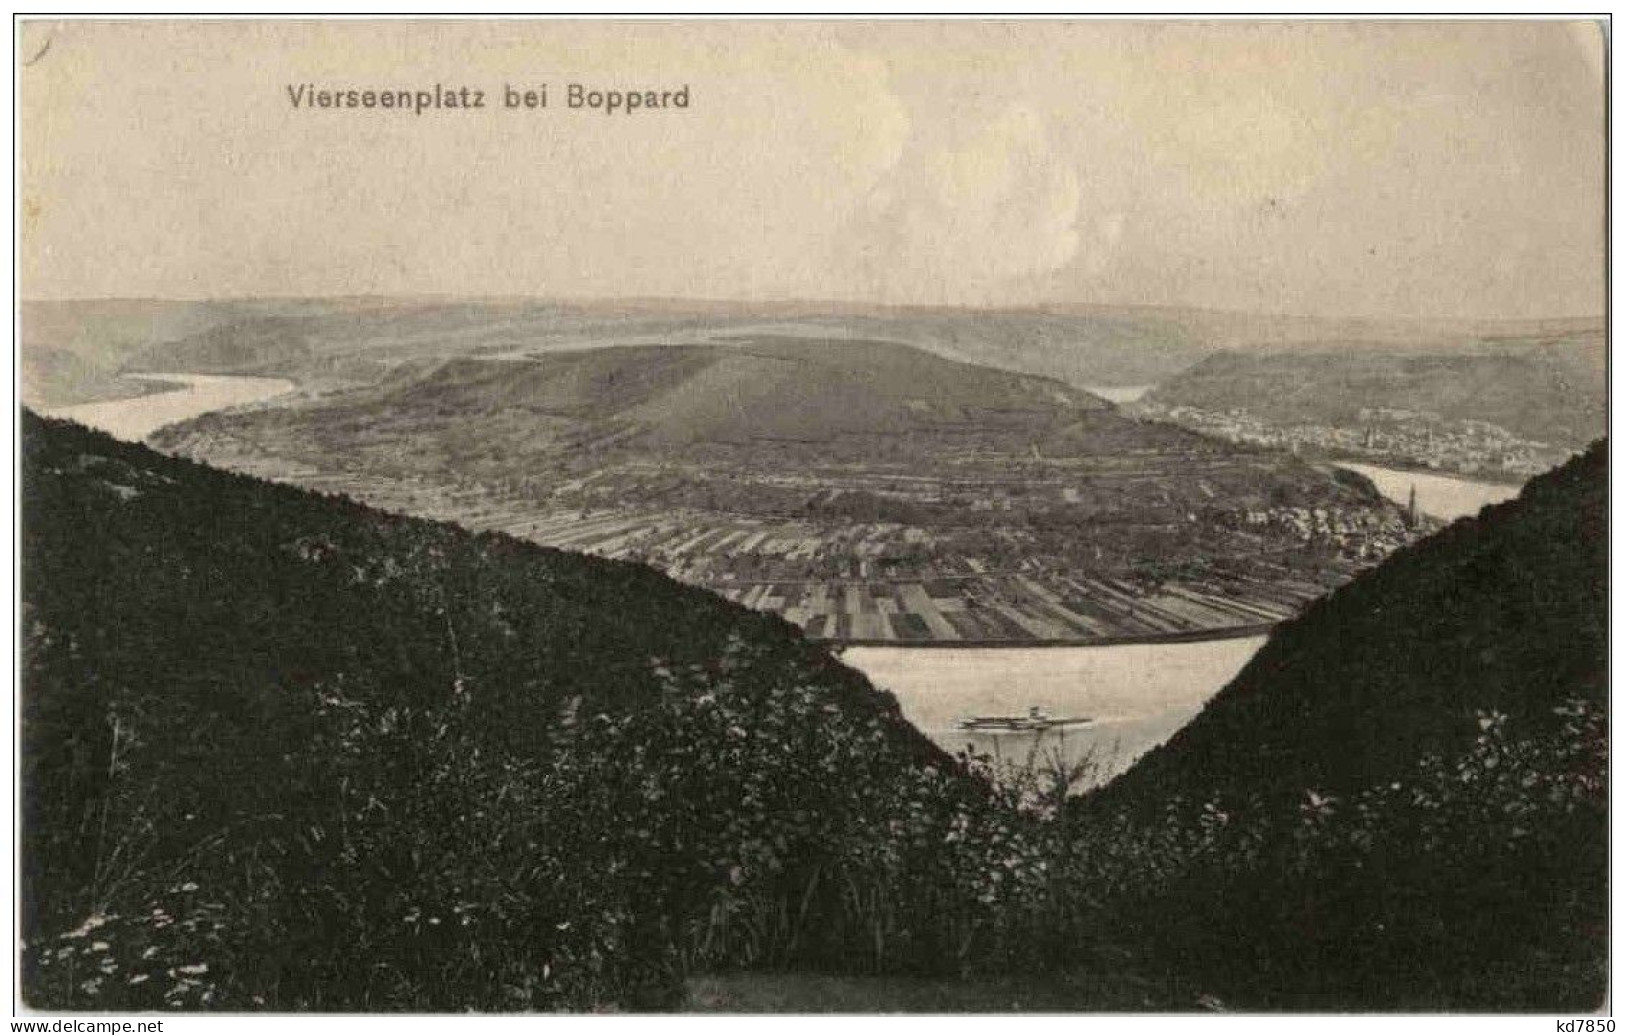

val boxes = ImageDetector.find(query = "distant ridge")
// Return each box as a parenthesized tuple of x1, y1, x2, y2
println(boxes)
(1145, 336, 1606, 450)
(27, 296, 1602, 409)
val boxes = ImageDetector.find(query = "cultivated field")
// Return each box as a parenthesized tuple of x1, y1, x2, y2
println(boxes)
(493, 510, 1321, 643)
(181, 449, 1338, 644)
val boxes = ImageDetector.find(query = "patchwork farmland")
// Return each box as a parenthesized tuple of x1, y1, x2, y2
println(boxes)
(200, 448, 1330, 644)
(715, 571, 1315, 644)
(479, 510, 1325, 643)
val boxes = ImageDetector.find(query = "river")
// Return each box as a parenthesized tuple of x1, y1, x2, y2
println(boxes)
(845, 462, 1527, 789)
(1335, 461, 1523, 522)
(38, 373, 295, 442)
(845, 636, 1266, 790)
(1082, 383, 1156, 405)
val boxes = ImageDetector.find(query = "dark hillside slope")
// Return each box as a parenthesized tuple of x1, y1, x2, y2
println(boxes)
(1077, 442, 1607, 1009)
(1107, 440, 1606, 806)
(19, 411, 1011, 1011)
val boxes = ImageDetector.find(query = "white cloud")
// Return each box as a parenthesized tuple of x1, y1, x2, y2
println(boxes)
(839, 104, 1093, 303)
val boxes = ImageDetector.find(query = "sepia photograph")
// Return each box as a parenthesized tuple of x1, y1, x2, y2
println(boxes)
(13, 15, 1610, 1016)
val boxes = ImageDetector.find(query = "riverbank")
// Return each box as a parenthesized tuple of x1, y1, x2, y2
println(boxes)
(823, 620, 1276, 650)
(1327, 453, 1528, 487)
(28, 373, 187, 410)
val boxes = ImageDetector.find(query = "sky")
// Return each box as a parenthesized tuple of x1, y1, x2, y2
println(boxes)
(18, 19, 1607, 319)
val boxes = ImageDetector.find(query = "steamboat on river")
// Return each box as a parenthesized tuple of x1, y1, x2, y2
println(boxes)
(957, 706, 1094, 733)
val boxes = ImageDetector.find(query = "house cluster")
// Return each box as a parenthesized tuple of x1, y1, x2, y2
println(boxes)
(1143, 403, 1562, 479)
(1228, 504, 1416, 561)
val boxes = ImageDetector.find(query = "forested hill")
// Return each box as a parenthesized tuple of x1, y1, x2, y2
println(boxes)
(1068, 441, 1607, 1009)
(19, 409, 972, 1010)
(20, 409, 932, 746)
(1101, 438, 1607, 807)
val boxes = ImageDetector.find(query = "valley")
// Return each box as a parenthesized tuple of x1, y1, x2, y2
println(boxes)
(43, 362, 1524, 785)
(18, 298, 1606, 1013)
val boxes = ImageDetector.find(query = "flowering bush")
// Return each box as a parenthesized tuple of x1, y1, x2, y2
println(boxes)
(1058, 697, 1607, 1009)
(23, 603, 1081, 1011)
